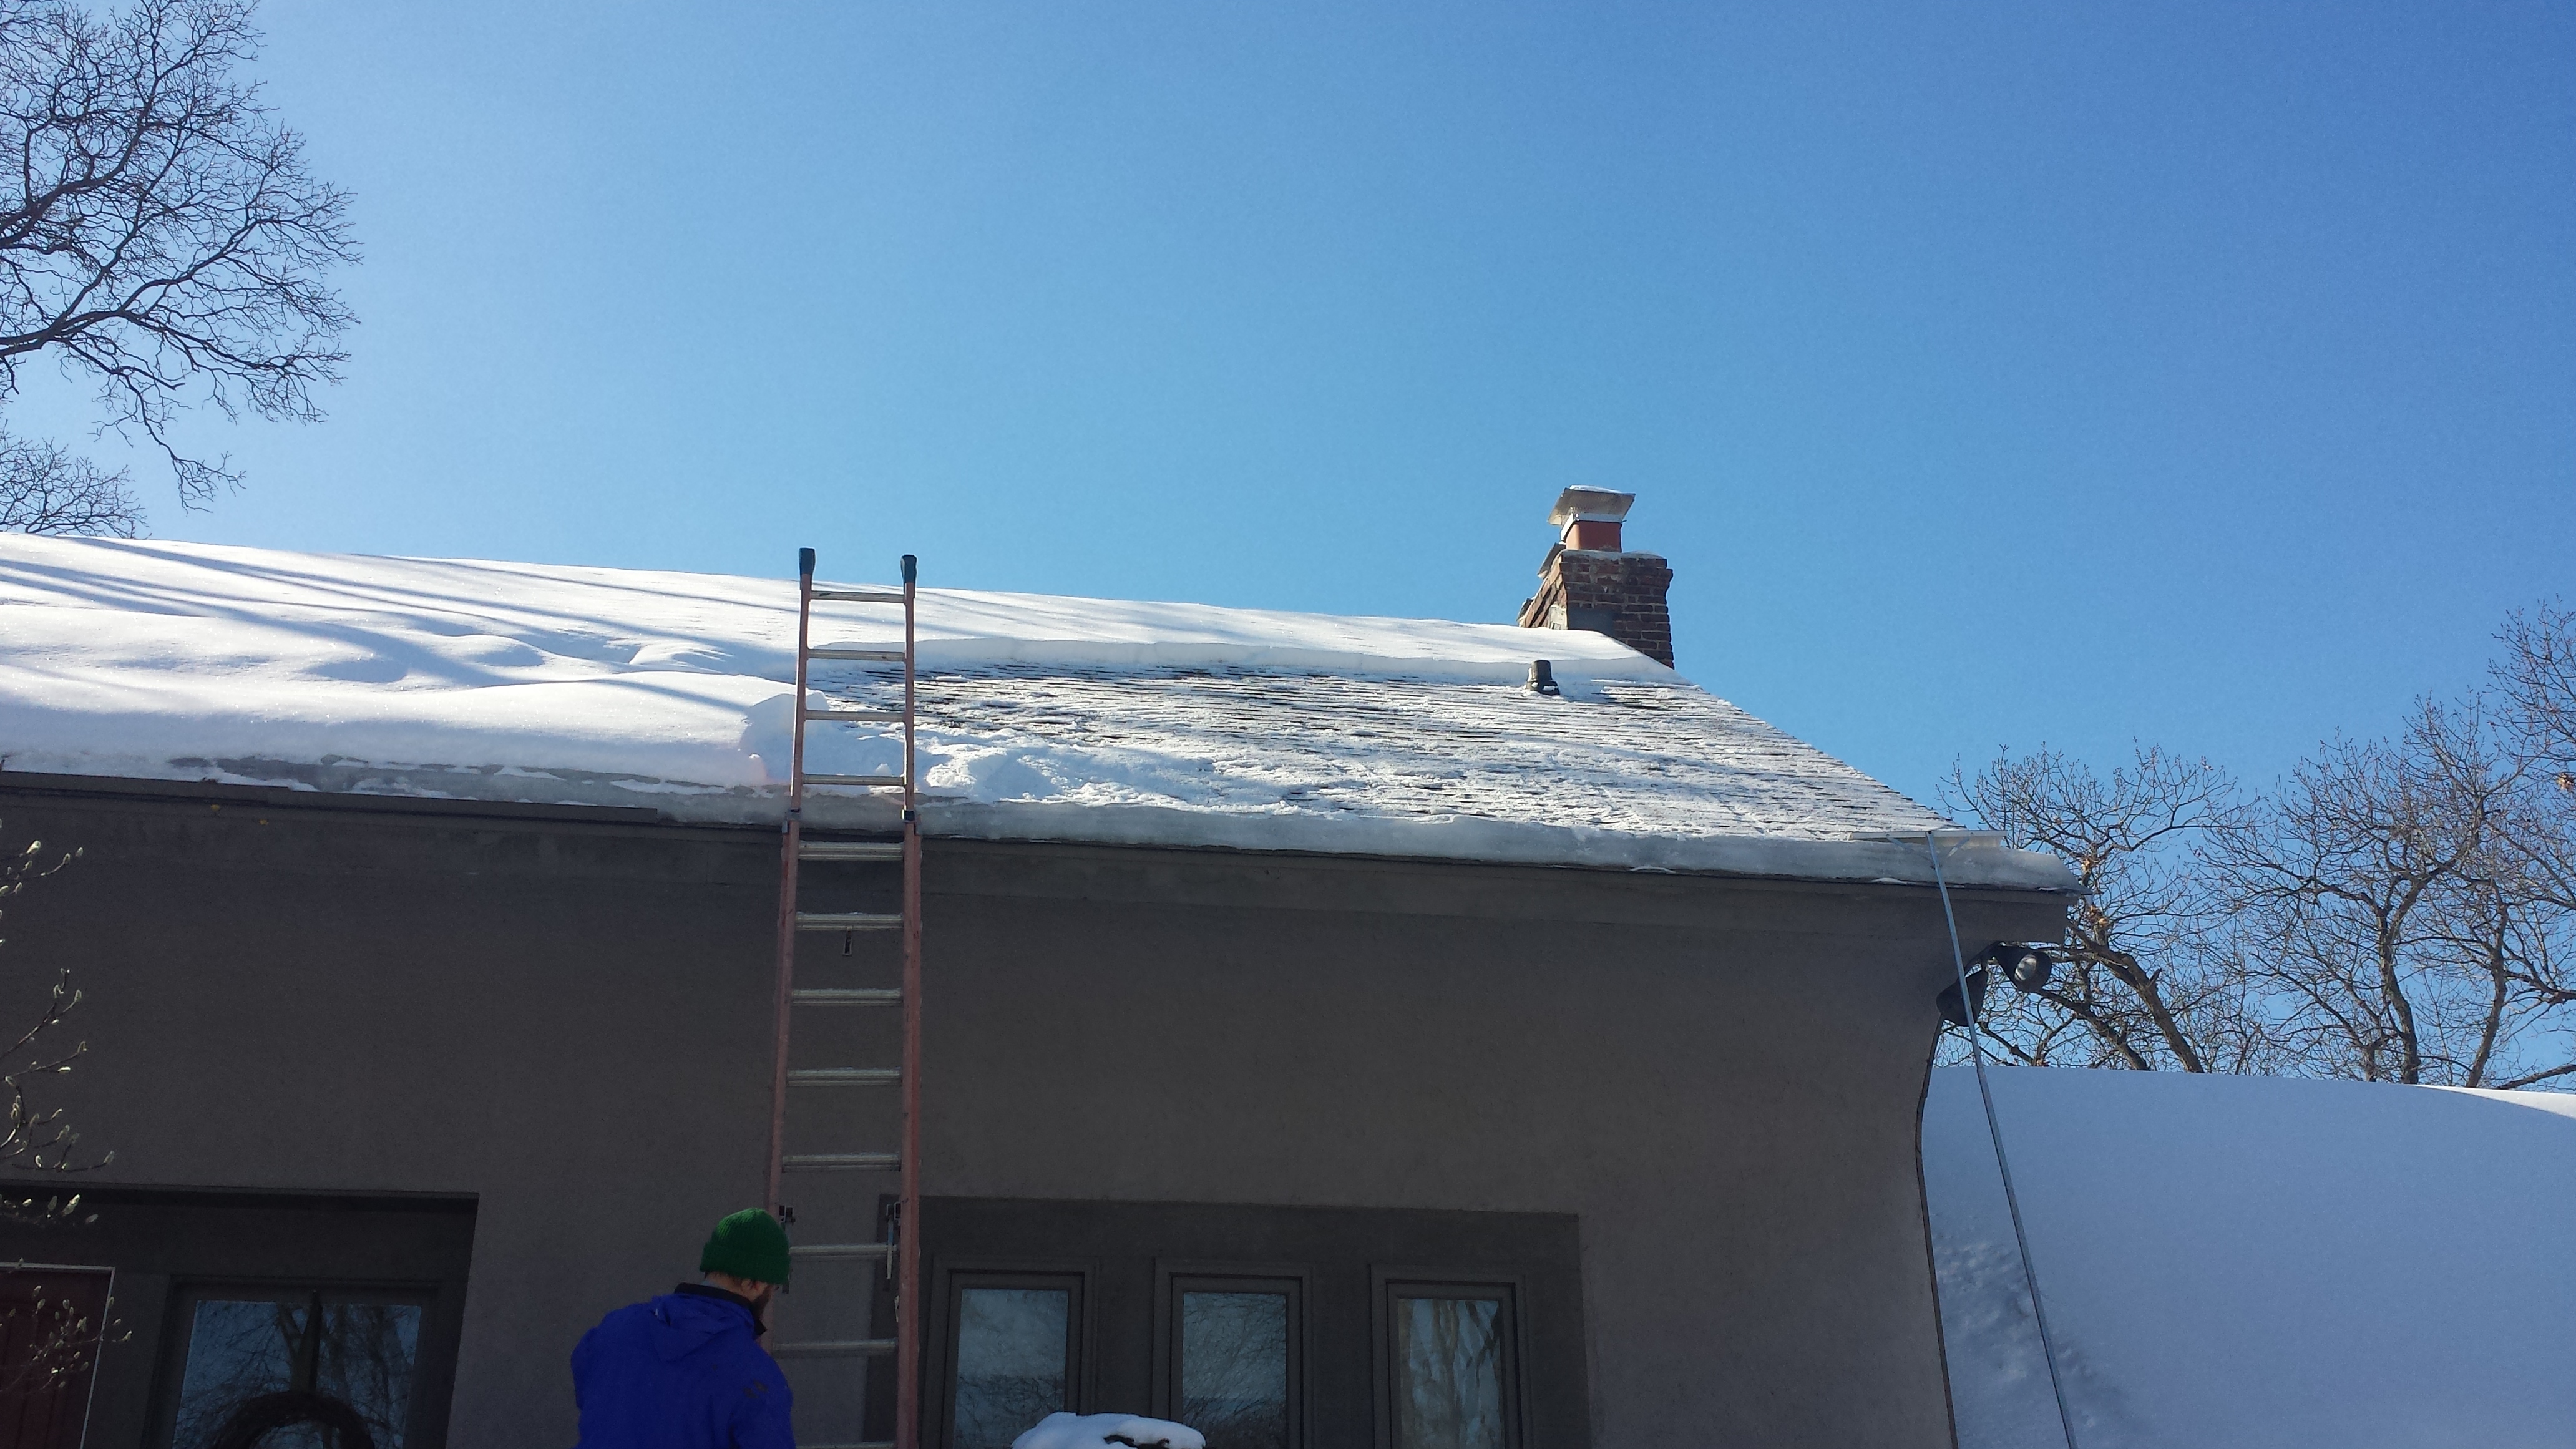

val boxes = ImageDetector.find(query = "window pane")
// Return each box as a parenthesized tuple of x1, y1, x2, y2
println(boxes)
(168, 1295, 426, 1449)
(1392, 1295, 1506, 1449)
(1179, 1290, 1289, 1449)
(170, 1300, 310, 1449)
(316, 1302, 424, 1448)
(953, 1287, 1071, 1449)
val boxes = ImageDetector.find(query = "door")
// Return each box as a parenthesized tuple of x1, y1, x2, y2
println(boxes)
(0, 1265, 112, 1449)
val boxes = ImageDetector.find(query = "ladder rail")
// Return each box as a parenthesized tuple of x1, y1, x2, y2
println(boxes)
(897, 552, 924, 1449)
(764, 547, 923, 1449)
(764, 549, 817, 1217)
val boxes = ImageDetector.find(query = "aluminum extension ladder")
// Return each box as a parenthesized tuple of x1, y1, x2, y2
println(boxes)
(764, 547, 924, 1449)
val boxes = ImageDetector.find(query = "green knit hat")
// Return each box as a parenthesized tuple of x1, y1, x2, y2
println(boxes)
(699, 1208, 792, 1286)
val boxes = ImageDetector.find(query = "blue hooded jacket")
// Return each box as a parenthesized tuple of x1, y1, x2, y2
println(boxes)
(572, 1284, 794, 1448)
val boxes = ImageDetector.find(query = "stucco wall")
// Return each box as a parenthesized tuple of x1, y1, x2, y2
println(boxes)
(0, 777, 2059, 1447)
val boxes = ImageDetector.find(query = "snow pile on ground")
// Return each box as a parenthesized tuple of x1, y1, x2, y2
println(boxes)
(1924, 1066, 2576, 1448)
(0, 535, 2069, 886)
(1012, 1413, 1203, 1449)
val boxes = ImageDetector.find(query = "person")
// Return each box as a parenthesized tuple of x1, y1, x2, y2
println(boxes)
(571, 1208, 796, 1448)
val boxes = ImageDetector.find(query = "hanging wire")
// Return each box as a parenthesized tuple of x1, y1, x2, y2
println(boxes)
(1926, 832, 2083, 1449)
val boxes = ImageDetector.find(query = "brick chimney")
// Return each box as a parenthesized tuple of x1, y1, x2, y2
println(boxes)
(1516, 488, 1674, 666)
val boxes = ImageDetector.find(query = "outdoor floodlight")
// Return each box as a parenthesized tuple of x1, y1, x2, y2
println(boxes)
(1943, 945, 2057, 1027)
(1976, 942, 2056, 993)
(1938, 968, 1990, 1028)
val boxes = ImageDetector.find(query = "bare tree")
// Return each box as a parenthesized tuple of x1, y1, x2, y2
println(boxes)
(1942, 745, 2267, 1072)
(2212, 700, 2576, 1090)
(0, 821, 119, 1396)
(0, 827, 103, 1209)
(2496, 600, 2576, 778)
(0, 1270, 117, 1400)
(2482, 600, 2576, 1075)
(0, 421, 139, 535)
(0, 0, 354, 537)
(2494, 600, 2576, 911)
(1943, 604, 2576, 1090)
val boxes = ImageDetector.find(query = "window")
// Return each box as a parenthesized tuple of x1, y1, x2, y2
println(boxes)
(945, 1272, 1083, 1449)
(1165, 1275, 1301, 1449)
(161, 1286, 429, 1449)
(0, 1190, 472, 1447)
(917, 1201, 1585, 1449)
(1382, 1282, 1520, 1449)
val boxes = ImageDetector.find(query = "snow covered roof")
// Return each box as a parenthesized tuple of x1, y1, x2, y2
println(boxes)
(0, 535, 2072, 889)
(1926, 1066, 2576, 1448)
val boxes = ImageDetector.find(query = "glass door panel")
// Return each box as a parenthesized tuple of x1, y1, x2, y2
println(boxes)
(1387, 1286, 1516, 1449)
(949, 1277, 1080, 1449)
(1174, 1282, 1296, 1449)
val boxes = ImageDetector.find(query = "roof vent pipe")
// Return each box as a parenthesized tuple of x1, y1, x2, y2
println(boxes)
(1528, 660, 1559, 695)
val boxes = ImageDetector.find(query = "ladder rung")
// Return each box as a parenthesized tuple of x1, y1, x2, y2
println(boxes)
(798, 841, 903, 862)
(801, 708, 902, 723)
(789, 1238, 896, 1256)
(792, 988, 902, 1007)
(788, 1068, 901, 1088)
(769, 1339, 897, 1357)
(803, 774, 908, 788)
(809, 590, 906, 604)
(783, 1152, 900, 1173)
(807, 648, 907, 662)
(794, 912, 902, 931)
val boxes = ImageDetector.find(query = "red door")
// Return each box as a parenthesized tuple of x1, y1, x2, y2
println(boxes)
(0, 1266, 111, 1449)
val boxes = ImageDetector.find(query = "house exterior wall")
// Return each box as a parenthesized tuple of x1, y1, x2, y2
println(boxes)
(0, 776, 2061, 1447)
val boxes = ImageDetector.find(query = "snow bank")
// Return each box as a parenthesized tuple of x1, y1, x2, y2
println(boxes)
(1012, 1412, 1203, 1449)
(1924, 1066, 2576, 1448)
(0, 535, 2073, 888)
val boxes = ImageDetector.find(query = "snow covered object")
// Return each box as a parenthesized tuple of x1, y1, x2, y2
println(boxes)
(0, 535, 2070, 889)
(1924, 1066, 2576, 1448)
(1010, 1412, 1204, 1449)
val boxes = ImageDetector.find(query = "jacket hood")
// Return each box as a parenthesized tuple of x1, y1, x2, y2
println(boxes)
(646, 1289, 757, 1363)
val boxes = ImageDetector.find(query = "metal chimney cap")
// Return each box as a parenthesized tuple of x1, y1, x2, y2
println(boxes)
(1548, 488, 1636, 526)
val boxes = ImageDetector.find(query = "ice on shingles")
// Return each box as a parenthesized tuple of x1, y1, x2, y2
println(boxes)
(0, 535, 2073, 885)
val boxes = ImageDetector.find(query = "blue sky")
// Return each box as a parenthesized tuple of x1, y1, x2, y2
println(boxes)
(16, 0, 2572, 807)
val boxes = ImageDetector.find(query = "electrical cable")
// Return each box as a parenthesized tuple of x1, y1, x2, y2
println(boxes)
(1926, 832, 2082, 1449)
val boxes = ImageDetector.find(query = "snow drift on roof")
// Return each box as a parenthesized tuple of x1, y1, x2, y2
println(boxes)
(1926, 1066, 2576, 1448)
(0, 535, 2070, 889)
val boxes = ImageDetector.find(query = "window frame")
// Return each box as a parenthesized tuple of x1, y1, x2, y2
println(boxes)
(926, 1261, 1093, 1449)
(1150, 1261, 1311, 1449)
(146, 1277, 442, 1449)
(1368, 1268, 1530, 1449)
